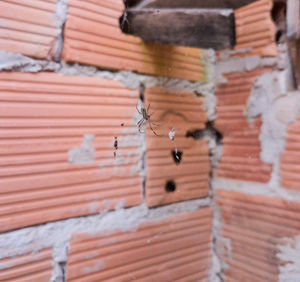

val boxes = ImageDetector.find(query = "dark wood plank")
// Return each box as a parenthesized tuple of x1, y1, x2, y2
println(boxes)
(120, 8, 235, 50)
(286, 0, 300, 88)
(125, 0, 258, 9)
(288, 40, 300, 88)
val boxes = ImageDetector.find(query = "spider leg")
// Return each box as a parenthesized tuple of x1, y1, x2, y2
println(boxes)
(137, 118, 143, 125)
(137, 119, 145, 133)
(147, 103, 150, 112)
(148, 120, 159, 136)
(149, 118, 160, 126)
(136, 104, 142, 114)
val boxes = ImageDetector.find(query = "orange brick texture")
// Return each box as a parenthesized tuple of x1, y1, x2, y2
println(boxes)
(0, 0, 58, 59)
(234, 0, 277, 57)
(62, 0, 206, 81)
(144, 87, 210, 206)
(66, 209, 212, 282)
(281, 114, 300, 191)
(0, 72, 142, 232)
(215, 0, 277, 183)
(215, 69, 273, 183)
(0, 249, 53, 281)
(1, 0, 296, 281)
(216, 190, 300, 282)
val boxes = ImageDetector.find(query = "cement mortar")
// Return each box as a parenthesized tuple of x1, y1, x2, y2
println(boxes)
(53, 0, 68, 61)
(0, 199, 211, 260)
(0, 51, 60, 72)
(277, 234, 300, 282)
(244, 43, 300, 187)
(213, 178, 300, 202)
(68, 134, 96, 164)
(216, 55, 277, 84)
(0, 51, 217, 121)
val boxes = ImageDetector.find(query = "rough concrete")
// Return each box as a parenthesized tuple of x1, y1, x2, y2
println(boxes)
(0, 51, 60, 72)
(210, 201, 226, 282)
(0, 198, 211, 261)
(277, 234, 300, 282)
(244, 43, 300, 186)
(68, 134, 96, 164)
(245, 74, 299, 164)
(213, 178, 300, 202)
(216, 55, 277, 83)
(53, 0, 68, 61)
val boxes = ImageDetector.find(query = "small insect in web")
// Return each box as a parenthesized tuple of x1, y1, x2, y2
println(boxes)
(113, 136, 118, 157)
(136, 103, 160, 136)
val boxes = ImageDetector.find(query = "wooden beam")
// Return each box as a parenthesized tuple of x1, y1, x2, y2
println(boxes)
(120, 8, 235, 50)
(125, 0, 258, 9)
(286, 0, 300, 88)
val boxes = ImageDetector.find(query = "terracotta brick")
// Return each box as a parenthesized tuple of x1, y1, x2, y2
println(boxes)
(234, 0, 277, 57)
(216, 190, 300, 282)
(62, 0, 206, 82)
(143, 87, 210, 207)
(215, 69, 273, 183)
(0, 72, 142, 232)
(66, 208, 212, 282)
(0, 248, 53, 282)
(281, 114, 300, 191)
(0, 0, 58, 59)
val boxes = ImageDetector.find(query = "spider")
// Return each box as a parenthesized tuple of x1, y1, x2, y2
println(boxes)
(136, 103, 159, 136)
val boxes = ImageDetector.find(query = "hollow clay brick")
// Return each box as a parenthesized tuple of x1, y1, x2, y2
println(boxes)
(62, 0, 206, 81)
(215, 69, 273, 183)
(234, 0, 277, 57)
(0, 0, 58, 59)
(281, 114, 300, 191)
(143, 87, 210, 207)
(0, 72, 142, 232)
(0, 248, 53, 282)
(216, 190, 300, 282)
(66, 208, 212, 282)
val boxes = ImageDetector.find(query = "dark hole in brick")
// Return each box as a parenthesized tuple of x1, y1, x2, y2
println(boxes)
(165, 180, 176, 193)
(171, 150, 183, 164)
(186, 121, 223, 142)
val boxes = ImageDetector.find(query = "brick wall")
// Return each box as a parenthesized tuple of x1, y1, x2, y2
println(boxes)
(0, 0, 213, 281)
(214, 0, 300, 281)
(1, 0, 300, 281)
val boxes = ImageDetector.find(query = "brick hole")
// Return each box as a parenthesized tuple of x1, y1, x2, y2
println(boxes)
(165, 180, 176, 193)
(171, 150, 183, 165)
(186, 122, 223, 142)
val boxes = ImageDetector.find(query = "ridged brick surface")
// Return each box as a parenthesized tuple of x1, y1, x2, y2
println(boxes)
(215, 70, 273, 183)
(234, 0, 277, 57)
(62, 0, 206, 81)
(0, 0, 58, 59)
(0, 248, 53, 282)
(144, 87, 210, 207)
(281, 115, 300, 191)
(216, 190, 300, 282)
(66, 208, 212, 282)
(0, 72, 142, 232)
